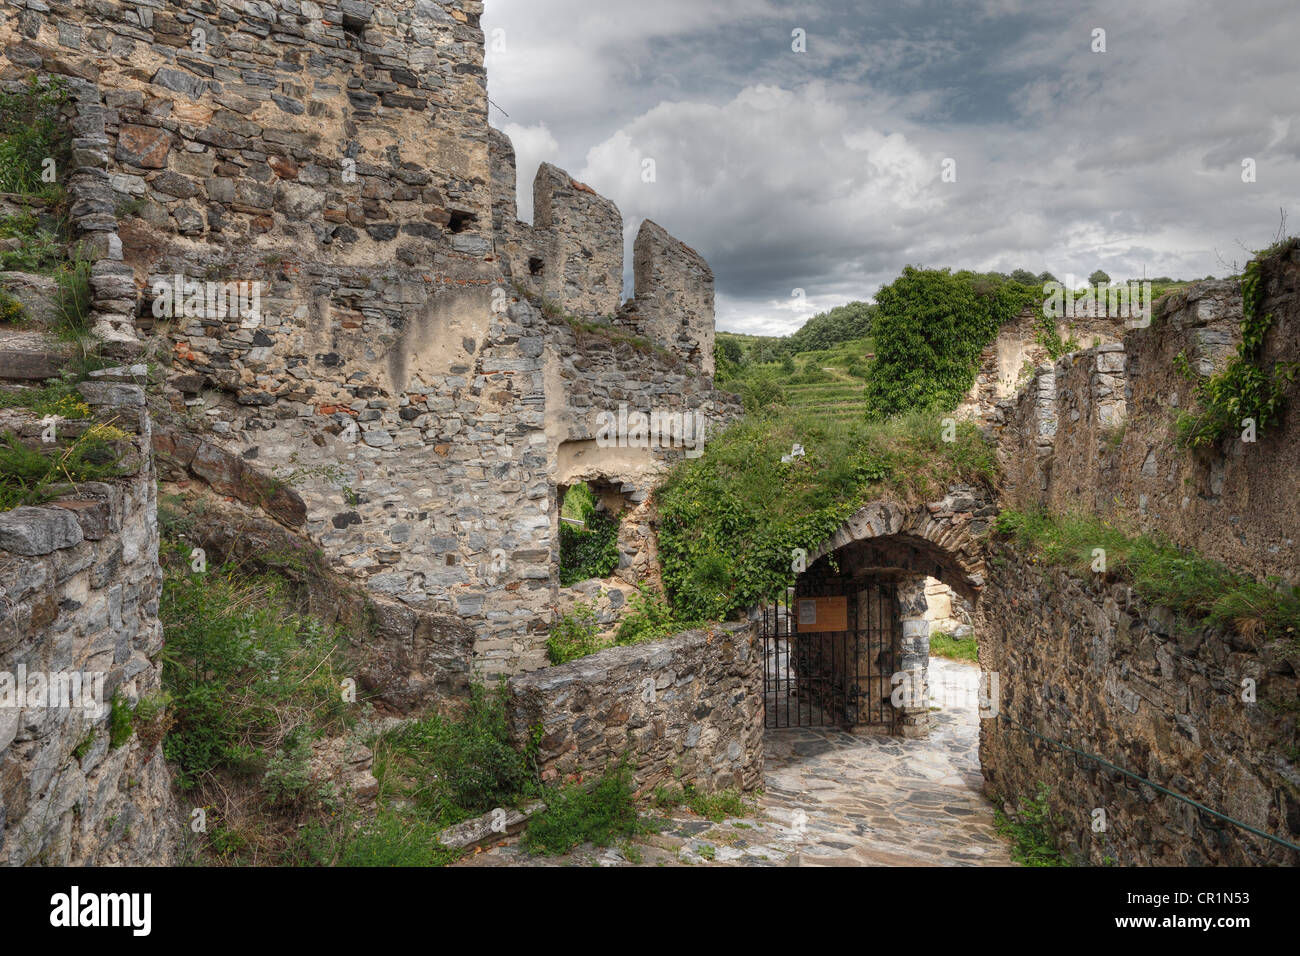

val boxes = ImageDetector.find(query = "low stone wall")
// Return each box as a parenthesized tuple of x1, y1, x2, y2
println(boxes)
(506, 622, 763, 794)
(0, 376, 177, 865)
(980, 541, 1300, 866)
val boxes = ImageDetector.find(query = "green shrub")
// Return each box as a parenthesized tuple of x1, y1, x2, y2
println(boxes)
(614, 587, 686, 646)
(373, 683, 537, 826)
(735, 374, 787, 414)
(0, 76, 69, 197)
(558, 508, 620, 585)
(158, 555, 349, 790)
(547, 602, 603, 664)
(993, 784, 1067, 866)
(863, 268, 1037, 418)
(522, 758, 646, 855)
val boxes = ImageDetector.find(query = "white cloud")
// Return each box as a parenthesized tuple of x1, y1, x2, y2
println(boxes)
(500, 121, 561, 224)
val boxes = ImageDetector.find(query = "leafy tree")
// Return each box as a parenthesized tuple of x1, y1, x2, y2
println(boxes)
(1009, 269, 1039, 286)
(1088, 269, 1111, 286)
(716, 335, 744, 367)
(784, 301, 875, 353)
(861, 267, 1035, 419)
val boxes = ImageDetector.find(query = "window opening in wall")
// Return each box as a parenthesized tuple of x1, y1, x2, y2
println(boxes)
(557, 481, 622, 585)
(448, 209, 477, 233)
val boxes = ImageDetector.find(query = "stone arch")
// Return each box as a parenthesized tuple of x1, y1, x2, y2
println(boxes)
(778, 485, 994, 736)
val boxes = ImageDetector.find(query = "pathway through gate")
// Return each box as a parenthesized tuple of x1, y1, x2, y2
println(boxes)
(458, 657, 1013, 867)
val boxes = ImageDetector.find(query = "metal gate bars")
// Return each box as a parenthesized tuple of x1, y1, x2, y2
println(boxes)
(759, 579, 898, 731)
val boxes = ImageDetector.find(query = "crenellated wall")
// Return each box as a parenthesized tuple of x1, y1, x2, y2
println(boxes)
(1, 0, 731, 687)
(487, 126, 718, 373)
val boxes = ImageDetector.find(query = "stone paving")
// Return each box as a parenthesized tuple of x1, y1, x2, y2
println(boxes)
(457, 656, 1015, 867)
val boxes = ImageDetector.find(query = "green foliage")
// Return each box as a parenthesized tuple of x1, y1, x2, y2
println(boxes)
(734, 373, 787, 414)
(652, 784, 755, 821)
(292, 809, 461, 867)
(560, 481, 596, 521)
(0, 425, 126, 512)
(53, 251, 93, 339)
(993, 784, 1067, 866)
(613, 587, 686, 646)
(0, 289, 25, 325)
(559, 510, 620, 585)
(558, 486, 620, 585)
(0, 76, 69, 197)
(656, 410, 997, 622)
(1176, 238, 1300, 449)
(547, 602, 603, 664)
(261, 727, 318, 808)
(995, 509, 1300, 643)
(108, 693, 133, 749)
(158, 553, 349, 790)
(372, 683, 537, 826)
(522, 758, 646, 855)
(862, 267, 1037, 419)
(1087, 270, 1111, 286)
(783, 301, 875, 354)
(0, 210, 64, 273)
(929, 632, 978, 661)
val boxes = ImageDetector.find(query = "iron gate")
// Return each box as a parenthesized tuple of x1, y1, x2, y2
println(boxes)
(759, 579, 898, 730)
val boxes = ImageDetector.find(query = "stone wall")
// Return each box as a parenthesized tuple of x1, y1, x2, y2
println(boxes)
(505, 622, 763, 794)
(994, 255, 1300, 584)
(980, 542, 1300, 866)
(958, 307, 1123, 425)
(0, 373, 177, 865)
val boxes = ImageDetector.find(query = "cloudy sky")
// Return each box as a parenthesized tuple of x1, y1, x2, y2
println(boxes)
(482, 0, 1300, 336)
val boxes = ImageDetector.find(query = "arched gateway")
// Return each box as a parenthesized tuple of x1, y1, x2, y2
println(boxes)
(758, 485, 994, 738)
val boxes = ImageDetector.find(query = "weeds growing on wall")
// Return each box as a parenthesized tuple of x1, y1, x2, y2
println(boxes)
(656, 410, 996, 622)
(993, 784, 1068, 867)
(0, 424, 127, 512)
(0, 75, 70, 197)
(994, 510, 1300, 645)
(1176, 237, 1300, 449)
(547, 602, 603, 664)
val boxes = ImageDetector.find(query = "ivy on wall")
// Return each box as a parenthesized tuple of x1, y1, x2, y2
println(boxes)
(1176, 238, 1300, 449)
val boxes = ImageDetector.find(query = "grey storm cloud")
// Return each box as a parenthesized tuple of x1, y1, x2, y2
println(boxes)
(483, 0, 1300, 335)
